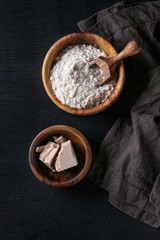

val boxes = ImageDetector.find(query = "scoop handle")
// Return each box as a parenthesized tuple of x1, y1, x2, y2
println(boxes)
(112, 41, 141, 64)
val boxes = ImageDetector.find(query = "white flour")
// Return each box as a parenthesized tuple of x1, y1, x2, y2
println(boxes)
(50, 44, 116, 109)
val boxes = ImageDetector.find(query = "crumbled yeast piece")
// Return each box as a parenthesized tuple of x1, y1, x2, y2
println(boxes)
(54, 135, 67, 145)
(52, 136, 58, 141)
(36, 145, 45, 153)
(39, 141, 60, 172)
(55, 140, 78, 172)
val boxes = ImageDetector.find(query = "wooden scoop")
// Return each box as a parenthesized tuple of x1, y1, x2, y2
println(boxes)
(90, 41, 141, 86)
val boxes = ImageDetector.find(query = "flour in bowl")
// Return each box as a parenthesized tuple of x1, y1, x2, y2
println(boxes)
(50, 44, 116, 109)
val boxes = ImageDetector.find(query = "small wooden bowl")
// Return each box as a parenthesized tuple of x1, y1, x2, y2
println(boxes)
(42, 32, 125, 115)
(28, 125, 92, 187)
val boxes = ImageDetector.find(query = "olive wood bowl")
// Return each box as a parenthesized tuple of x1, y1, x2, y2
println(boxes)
(42, 32, 125, 115)
(28, 125, 92, 187)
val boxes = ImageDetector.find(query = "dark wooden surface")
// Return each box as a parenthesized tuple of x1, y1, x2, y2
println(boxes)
(1, 0, 160, 239)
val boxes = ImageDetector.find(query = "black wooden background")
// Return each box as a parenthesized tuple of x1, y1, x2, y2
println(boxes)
(1, 0, 160, 239)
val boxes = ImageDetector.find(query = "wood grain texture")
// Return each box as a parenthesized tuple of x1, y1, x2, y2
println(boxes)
(29, 125, 92, 187)
(42, 32, 125, 115)
(110, 41, 141, 62)
(92, 41, 141, 86)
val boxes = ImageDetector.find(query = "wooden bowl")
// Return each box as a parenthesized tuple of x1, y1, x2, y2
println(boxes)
(42, 32, 125, 115)
(28, 125, 92, 187)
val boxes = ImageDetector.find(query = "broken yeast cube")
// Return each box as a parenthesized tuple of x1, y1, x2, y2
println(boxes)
(39, 141, 60, 170)
(55, 140, 78, 172)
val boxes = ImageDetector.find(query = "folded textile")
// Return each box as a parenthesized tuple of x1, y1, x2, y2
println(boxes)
(78, 1, 160, 227)
(109, 194, 160, 228)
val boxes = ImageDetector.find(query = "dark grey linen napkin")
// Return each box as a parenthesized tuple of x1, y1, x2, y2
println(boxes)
(78, 1, 160, 227)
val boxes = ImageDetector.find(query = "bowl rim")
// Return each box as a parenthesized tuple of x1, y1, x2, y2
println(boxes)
(42, 32, 125, 115)
(28, 125, 92, 187)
